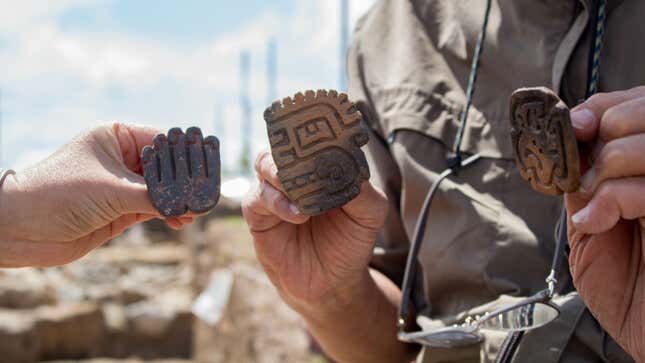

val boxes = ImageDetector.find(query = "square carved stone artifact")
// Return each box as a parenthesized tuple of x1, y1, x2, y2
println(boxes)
(142, 127, 221, 217)
(509, 87, 580, 196)
(264, 90, 370, 215)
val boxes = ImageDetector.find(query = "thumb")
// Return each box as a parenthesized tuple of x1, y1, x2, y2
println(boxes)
(564, 191, 589, 246)
(116, 172, 160, 216)
(342, 181, 388, 229)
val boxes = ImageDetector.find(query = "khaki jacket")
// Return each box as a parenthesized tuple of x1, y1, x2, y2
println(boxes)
(347, 0, 643, 361)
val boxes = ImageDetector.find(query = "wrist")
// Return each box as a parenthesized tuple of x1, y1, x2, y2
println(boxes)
(296, 268, 378, 329)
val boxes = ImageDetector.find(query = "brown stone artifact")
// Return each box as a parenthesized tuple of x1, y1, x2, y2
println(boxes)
(509, 87, 580, 196)
(142, 127, 221, 217)
(264, 90, 370, 215)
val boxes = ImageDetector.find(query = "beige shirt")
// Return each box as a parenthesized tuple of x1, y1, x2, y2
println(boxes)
(347, 0, 642, 361)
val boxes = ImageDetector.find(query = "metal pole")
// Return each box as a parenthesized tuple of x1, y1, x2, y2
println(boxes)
(0, 87, 3, 166)
(214, 102, 223, 137)
(239, 51, 252, 174)
(267, 38, 277, 104)
(339, 0, 349, 91)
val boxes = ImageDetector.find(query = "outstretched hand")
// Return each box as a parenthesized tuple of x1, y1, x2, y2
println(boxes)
(242, 151, 387, 314)
(0, 123, 193, 267)
(566, 87, 645, 361)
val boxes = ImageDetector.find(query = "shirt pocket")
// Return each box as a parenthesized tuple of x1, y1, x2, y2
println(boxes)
(372, 87, 514, 160)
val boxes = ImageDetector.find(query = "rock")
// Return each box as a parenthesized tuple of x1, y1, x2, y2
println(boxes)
(101, 303, 127, 358)
(42, 268, 85, 303)
(88, 244, 189, 266)
(193, 261, 313, 363)
(122, 289, 193, 359)
(142, 219, 180, 243)
(0, 309, 39, 363)
(191, 269, 234, 326)
(46, 359, 192, 363)
(35, 302, 105, 361)
(0, 268, 57, 308)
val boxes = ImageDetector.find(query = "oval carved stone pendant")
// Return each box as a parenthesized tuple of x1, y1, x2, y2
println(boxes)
(510, 87, 581, 196)
(264, 90, 370, 215)
(142, 127, 221, 217)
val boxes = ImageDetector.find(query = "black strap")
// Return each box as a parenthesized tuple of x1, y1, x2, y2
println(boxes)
(397, 154, 481, 329)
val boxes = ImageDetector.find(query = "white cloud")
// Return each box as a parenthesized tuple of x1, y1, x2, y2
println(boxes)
(0, 0, 376, 171)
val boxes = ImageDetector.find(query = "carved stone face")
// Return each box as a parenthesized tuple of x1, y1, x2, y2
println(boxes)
(509, 87, 580, 196)
(264, 90, 370, 215)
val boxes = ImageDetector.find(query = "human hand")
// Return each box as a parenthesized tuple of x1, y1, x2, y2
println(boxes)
(0, 123, 194, 267)
(565, 87, 645, 361)
(242, 151, 388, 316)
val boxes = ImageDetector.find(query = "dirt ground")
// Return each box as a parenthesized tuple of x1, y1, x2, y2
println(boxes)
(190, 216, 327, 363)
(0, 204, 327, 363)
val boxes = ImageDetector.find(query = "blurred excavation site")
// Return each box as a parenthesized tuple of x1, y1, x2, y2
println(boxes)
(0, 0, 374, 361)
(0, 198, 326, 363)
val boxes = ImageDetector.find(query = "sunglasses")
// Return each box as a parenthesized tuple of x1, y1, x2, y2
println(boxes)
(396, 153, 565, 348)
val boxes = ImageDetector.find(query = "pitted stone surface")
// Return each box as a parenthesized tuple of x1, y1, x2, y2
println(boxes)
(510, 87, 580, 196)
(264, 90, 370, 215)
(142, 127, 221, 217)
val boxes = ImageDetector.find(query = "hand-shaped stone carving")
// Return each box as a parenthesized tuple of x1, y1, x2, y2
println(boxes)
(142, 127, 221, 217)
(510, 87, 580, 196)
(264, 90, 370, 215)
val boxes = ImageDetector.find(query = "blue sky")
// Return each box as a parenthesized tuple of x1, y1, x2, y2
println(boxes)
(0, 0, 375, 171)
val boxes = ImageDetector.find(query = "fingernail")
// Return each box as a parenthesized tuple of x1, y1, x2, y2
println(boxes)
(289, 203, 301, 215)
(572, 206, 590, 225)
(579, 168, 595, 194)
(570, 109, 595, 130)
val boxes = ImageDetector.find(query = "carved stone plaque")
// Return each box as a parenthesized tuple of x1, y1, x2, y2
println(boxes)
(142, 127, 221, 217)
(264, 90, 370, 215)
(510, 87, 580, 196)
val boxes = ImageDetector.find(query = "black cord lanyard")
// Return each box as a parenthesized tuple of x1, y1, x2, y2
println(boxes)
(447, 0, 492, 171)
(397, 0, 608, 332)
(397, 0, 492, 329)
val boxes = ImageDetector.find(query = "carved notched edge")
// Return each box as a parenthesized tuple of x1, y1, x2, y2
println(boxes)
(264, 89, 365, 135)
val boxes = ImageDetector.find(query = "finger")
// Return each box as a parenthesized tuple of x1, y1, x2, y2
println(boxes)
(153, 134, 173, 182)
(137, 213, 158, 222)
(115, 171, 159, 215)
(579, 134, 645, 196)
(242, 181, 309, 232)
(142, 146, 159, 184)
(111, 122, 163, 173)
(254, 151, 285, 193)
(341, 181, 388, 229)
(168, 128, 189, 180)
(571, 177, 645, 234)
(242, 192, 283, 233)
(204, 135, 220, 180)
(598, 96, 645, 142)
(186, 127, 206, 178)
(571, 86, 645, 142)
(165, 217, 184, 230)
(256, 181, 308, 225)
(178, 216, 194, 224)
(570, 108, 600, 143)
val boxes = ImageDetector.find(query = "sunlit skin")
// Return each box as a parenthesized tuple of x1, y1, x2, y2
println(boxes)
(566, 86, 645, 362)
(242, 151, 418, 363)
(245, 87, 645, 362)
(0, 123, 193, 268)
